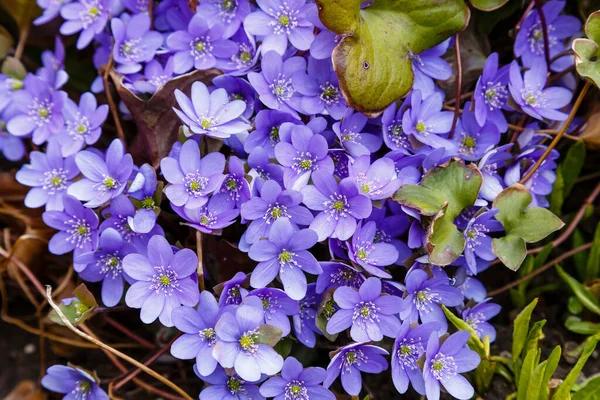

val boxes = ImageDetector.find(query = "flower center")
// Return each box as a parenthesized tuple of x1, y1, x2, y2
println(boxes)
(352, 301, 379, 327)
(466, 223, 489, 249)
(387, 121, 409, 149)
(521, 84, 547, 108)
(66, 218, 92, 248)
(239, 330, 259, 353)
(103, 176, 118, 189)
(414, 288, 441, 313)
(226, 284, 243, 305)
(42, 168, 68, 194)
(190, 37, 213, 60)
(324, 193, 349, 220)
(321, 299, 338, 320)
(340, 349, 367, 372)
(431, 353, 457, 382)
(264, 203, 289, 224)
(292, 151, 317, 173)
(319, 82, 340, 105)
(8, 78, 23, 91)
(396, 338, 424, 370)
(98, 252, 122, 277)
(415, 121, 426, 133)
(183, 172, 209, 197)
(269, 3, 299, 34)
(285, 381, 308, 400)
(150, 266, 180, 295)
(270, 126, 280, 144)
(270, 74, 294, 102)
(483, 82, 508, 110)
(227, 376, 244, 393)
(80, 1, 103, 29)
(278, 249, 296, 265)
(141, 197, 155, 209)
(199, 327, 217, 345)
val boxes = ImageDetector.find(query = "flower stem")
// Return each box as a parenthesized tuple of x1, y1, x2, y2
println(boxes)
(196, 230, 205, 291)
(449, 33, 462, 139)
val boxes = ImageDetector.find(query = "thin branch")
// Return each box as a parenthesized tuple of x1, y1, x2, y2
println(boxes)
(449, 33, 462, 139)
(489, 242, 593, 296)
(46, 286, 193, 400)
(516, 1, 535, 31)
(520, 81, 591, 184)
(102, 53, 126, 144)
(0, 246, 46, 297)
(14, 18, 31, 60)
(103, 314, 155, 349)
(196, 230, 205, 291)
(534, 0, 551, 67)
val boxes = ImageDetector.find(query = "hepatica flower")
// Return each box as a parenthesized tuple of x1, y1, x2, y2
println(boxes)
(0, 113, 26, 162)
(174, 193, 240, 234)
(462, 299, 501, 342)
(35, 0, 74, 26)
(161, 139, 225, 208)
(57, 92, 108, 157)
(127, 164, 160, 234)
(199, 366, 265, 400)
(463, 209, 503, 274)
(68, 139, 133, 208)
(174, 81, 250, 139)
(16, 141, 78, 211)
(219, 271, 249, 306)
(41, 364, 108, 400)
(301, 170, 372, 242)
(213, 296, 284, 381)
(316, 262, 365, 294)
(260, 356, 335, 400)
(474, 52, 510, 131)
(391, 321, 440, 395)
(452, 103, 501, 162)
(133, 58, 175, 95)
(167, 13, 238, 73)
(292, 283, 321, 347)
(324, 343, 388, 396)
(248, 218, 321, 300)
(244, 110, 302, 157)
(402, 90, 454, 149)
(411, 38, 452, 97)
(75, 228, 136, 306)
(212, 75, 257, 119)
(347, 221, 399, 278)
(248, 287, 299, 336)
(199, 0, 251, 39)
(111, 13, 164, 75)
(348, 155, 401, 201)
(244, 0, 315, 54)
(219, 156, 250, 207)
(381, 98, 414, 154)
(171, 291, 224, 376)
(423, 330, 480, 400)
(123, 235, 200, 327)
(327, 277, 402, 342)
(60, 0, 109, 49)
(509, 60, 573, 121)
(333, 109, 382, 158)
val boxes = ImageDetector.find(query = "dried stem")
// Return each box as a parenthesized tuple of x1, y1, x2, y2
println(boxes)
(102, 53, 126, 145)
(14, 19, 31, 60)
(520, 81, 591, 184)
(46, 286, 193, 400)
(196, 230, 205, 291)
(103, 314, 155, 349)
(449, 33, 462, 139)
(534, 0, 551, 67)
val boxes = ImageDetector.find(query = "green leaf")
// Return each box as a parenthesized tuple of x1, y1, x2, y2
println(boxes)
(441, 304, 486, 356)
(539, 346, 562, 400)
(470, 0, 509, 11)
(256, 324, 283, 347)
(573, 375, 600, 400)
(492, 184, 564, 270)
(561, 141, 586, 198)
(512, 298, 538, 365)
(568, 296, 584, 315)
(525, 320, 546, 355)
(534, 244, 553, 270)
(316, 0, 470, 116)
(556, 265, 600, 316)
(48, 284, 98, 327)
(586, 223, 600, 280)
(573, 11, 600, 87)
(273, 337, 292, 358)
(554, 336, 599, 400)
(549, 167, 564, 215)
(573, 229, 589, 279)
(565, 316, 600, 335)
(525, 360, 547, 400)
(1, 56, 26, 79)
(517, 349, 539, 400)
(394, 159, 482, 265)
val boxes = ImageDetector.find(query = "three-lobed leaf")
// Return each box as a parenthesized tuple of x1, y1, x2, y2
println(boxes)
(573, 11, 600, 87)
(316, 0, 470, 116)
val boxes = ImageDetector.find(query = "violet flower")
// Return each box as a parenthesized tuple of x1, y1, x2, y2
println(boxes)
(477, 144, 513, 202)
(0, 111, 26, 161)
(474, 52, 510, 131)
(411, 38, 452, 97)
(462, 299, 501, 342)
(161, 139, 225, 208)
(198, 0, 251, 39)
(463, 209, 503, 274)
(219, 27, 260, 75)
(244, 110, 302, 157)
(244, 0, 315, 54)
(402, 90, 454, 149)
(35, 0, 73, 25)
(365, 205, 412, 266)
(453, 102, 501, 162)
(198, 366, 265, 400)
(60, 0, 110, 50)
(423, 330, 480, 400)
(75, 227, 136, 307)
(166, 14, 238, 73)
(323, 343, 388, 396)
(248, 287, 299, 336)
(347, 221, 399, 278)
(173, 193, 240, 234)
(16, 141, 78, 211)
(247, 147, 284, 187)
(219, 156, 251, 208)
(127, 164, 160, 234)
(123, 234, 200, 327)
(68, 139, 133, 208)
(333, 109, 382, 158)
(327, 277, 402, 342)
(213, 296, 284, 381)
(316, 262, 364, 294)
(509, 60, 573, 121)
(248, 218, 320, 300)
(218, 271, 249, 306)
(260, 356, 335, 399)
(348, 155, 401, 201)
(111, 13, 164, 75)
(301, 170, 372, 242)
(174, 81, 250, 139)
(132, 58, 175, 95)
(57, 92, 109, 157)
(42, 365, 108, 400)
(381, 97, 414, 154)
(292, 283, 321, 347)
(212, 75, 258, 119)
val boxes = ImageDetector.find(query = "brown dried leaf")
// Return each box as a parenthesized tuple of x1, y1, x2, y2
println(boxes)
(109, 68, 221, 167)
(3, 380, 47, 400)
(0, 0, 39, 34)
(580, 110, 600, 150)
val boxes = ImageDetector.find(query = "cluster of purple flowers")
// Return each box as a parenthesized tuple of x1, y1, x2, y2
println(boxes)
(11, 0, 581, 398)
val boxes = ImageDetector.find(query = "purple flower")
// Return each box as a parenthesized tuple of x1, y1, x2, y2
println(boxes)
(274, 124, 334, 190)
(16, 141, 78, 211)
(60, 0, 110, 49)
(166, 14, 238, 73)
(37, 37, 68, 90)
(505, 146, 558, 207)
(423, 330, 480, 400)
(365, 205, 412, 266)
(173, 193, 240, 234)
(0, 111, 26, 161)
(173, 81, 250, 139)
(127, 164, 160, 234)
(41, 364, 108, 400)
(171, 291, 225, 376)
(292, 283, 321, 347)
(122, 0, 148, 12)
(402, 90, 454, 149)
(301, 170, 372, 242)
(348, 155, 401, 200)
(463, 209, 503, 274)
(212, 75, 257, 120)
(68, 139, 133, 208)
(219, 27, 260, 75)
(391, 321, 440, 395)
(347, 221, 399, 278)
(248, 287, 299, 336)
(0, 71, 26, 114)
(462, 299, 501, 342)
(333, 109, 382, 158)
(213, 296, 284, 381)
(111, 13, 164, 75)
(327, 277, 402, 342)
(57, 92, 108, 157)
(75, 228, 136, 307)
(244, 0, 315, 54)
(316, 262, 365, 294)
(244, 110, 302, 157)
(509, 60, 573, 121)
(474, 53, 510, 131)
(292, 57, 347, 119)
(132, 58, 175, 94)
(248, 218, 320, 300)
(161, 139, 225, 208)
(219, 271, 249, 306)
(240, 179, 313, 244)
(248, 51, 305, 118)
(453, 103, 501, 162)
(260, 356, 335, 399)
(7, 75, 66, 145)
(477, 144, 513, 202)
(123, 235, 200, 327)
(399, 269, 463, 333)
(35, 0, 73, 25)
(198, 366, 265, 400)
(381, 97, 414, 154)
(219, 156, 251, 208)
(323, 343, 388, 396)
(42, 195, 99, 259)
(411, 38, 452, 97)
(198, 0, 251, 39)
(247, 147, 284, 186)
